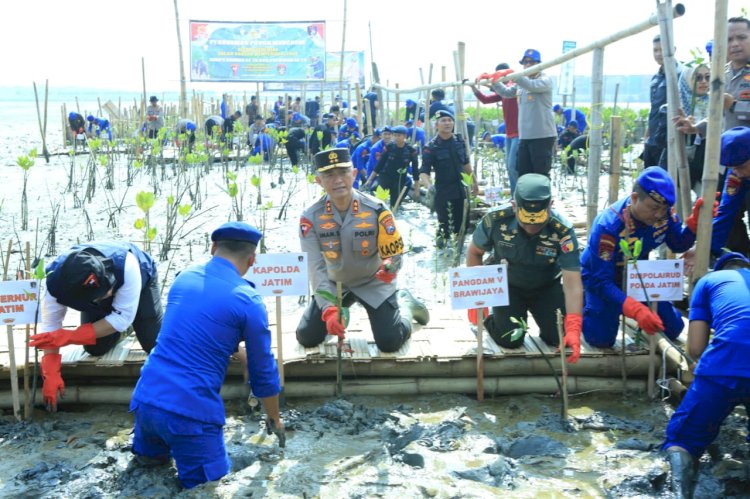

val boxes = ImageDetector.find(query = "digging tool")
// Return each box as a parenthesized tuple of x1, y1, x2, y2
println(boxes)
(391, 185, 409, 212)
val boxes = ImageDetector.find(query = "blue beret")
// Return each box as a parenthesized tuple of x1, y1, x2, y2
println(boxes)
(345, 117, 358, 128)
(720, 127, 750, 166)
(715, 251, 750, 271)
(211, 222, 262, 244)
(86, 114, 95, 122)
(292, 112, 302, 121)
(434, 109, 454, 121)
(392, 125, 408, 135)
(636, 166, 675, 206)
(382, 126, 392, 133)
(373, 127, 382, 136)
(186, 121, 196, 131)
(553, 104, 562, 113)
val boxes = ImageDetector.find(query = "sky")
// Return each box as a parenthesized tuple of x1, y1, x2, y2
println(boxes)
(2, 0, 746, 94)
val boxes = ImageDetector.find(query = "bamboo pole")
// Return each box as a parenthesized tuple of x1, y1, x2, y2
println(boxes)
(453, 44, 471, 159)
(338, 0, 348, 102)
(173, 0, 188, 116)
(609, 116, 622, 204)
(587, 47, 605, 230)
(140, 57, 147, 130)
(556, 310, 568, 419)
(372, 62, 383, 128)
(692, 0, 728, 286)
(648, 303, 657, 398)
(476, 308, 485, 401)
(0, 376, 649, 407)
(275, 296, 285, 386)
(657, 0, 691, 219)
(24, 241, 31, 419)
(32, 81, 50, 163)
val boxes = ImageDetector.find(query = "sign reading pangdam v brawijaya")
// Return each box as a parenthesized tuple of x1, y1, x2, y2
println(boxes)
(190, 20, 327, 82)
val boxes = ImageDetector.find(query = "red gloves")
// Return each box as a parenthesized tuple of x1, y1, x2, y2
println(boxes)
(29, 323, 97, 350)
(476, 69, 514, 84)
(375, 258, 397, 284)
(467, 307, 489, 325)
(622, 297, 663, 335)
(562, 313, 583, 363)
(321, 307, 347, 340)
(41, 353, 64, 412)
(686, 194, 719, 233)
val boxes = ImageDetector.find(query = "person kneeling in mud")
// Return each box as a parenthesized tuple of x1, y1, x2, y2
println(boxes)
(297, 148, 429, 353)
(662, 253, 750, 499)
(465, 174, 584, 362)
(30, 242, 162, 412)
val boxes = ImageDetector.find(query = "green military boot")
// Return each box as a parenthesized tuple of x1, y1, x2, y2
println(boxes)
(397, 289, 430, 326)
(667, 450, 695, 499)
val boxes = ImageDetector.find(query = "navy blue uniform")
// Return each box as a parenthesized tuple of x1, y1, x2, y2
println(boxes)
(131, 256, 280, 488)
(374, 141, 419, 206)
(663, 268, 750, 457)
(580, 197, 695, 347)
(419, 134, 470, 239)
(46, 242, 161, 355)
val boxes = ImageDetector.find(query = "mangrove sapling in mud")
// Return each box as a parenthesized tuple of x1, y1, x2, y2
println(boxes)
(249, 154, 264, 206)
(45, 195, 62, 256)
(83, 138, 104, 202)
(16, 149, 35, 231)
(133, 191, 157, 253)
(277, 166, 302, 220)
(223, 171, 245, 222)
(81, 207, 95, 241)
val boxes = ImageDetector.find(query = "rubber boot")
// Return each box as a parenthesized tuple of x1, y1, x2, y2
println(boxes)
(667, 450, 695, 499)
(397, 289, 430, 325)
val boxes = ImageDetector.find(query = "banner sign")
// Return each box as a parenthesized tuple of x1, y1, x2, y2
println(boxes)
(247, 253, 309, 296)
(265, 51, 366, 92)
(0, 280, 40, 325)
(449, 264, 508, 310)
(558, 40, 577, 96)
(190, 20, 326, 82)
(626, 259, 684, 302)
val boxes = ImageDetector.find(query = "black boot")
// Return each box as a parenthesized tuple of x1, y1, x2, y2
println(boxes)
(667, 450, 695, 499)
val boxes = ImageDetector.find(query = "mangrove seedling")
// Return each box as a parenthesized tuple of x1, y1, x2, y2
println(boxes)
(16, 150, 35, 231)
(134, 191, 157, 252)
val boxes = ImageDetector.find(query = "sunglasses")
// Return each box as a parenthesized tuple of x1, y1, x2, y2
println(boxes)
(521, 59, 536, 65)
(694, 74, 710, 82)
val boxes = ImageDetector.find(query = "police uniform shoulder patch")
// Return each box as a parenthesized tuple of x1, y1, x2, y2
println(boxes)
(598, 234, 617, 262)
(726, 172, 741, 196)
(559, 234, 576, 254)
(377, 210, 404, 257)
(300, 216, 313, 237)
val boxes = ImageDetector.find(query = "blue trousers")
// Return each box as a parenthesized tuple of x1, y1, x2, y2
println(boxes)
(663, 375, 750, 457)
(506, 136, 520, 195)
(131, 402, 230, 489)
(582, 291, 683, 348)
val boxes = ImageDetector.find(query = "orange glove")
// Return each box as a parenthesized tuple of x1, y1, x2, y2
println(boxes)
(375, 258, 397, 284)
(321, 307, 346, 340)
(685, 194, 719, 233)
(489, 68, 514, 83)
(41, 353, 65, 412)
(467, 307, 489, 325)
(562, 313, 583, 363)
(475, 72, 493, 83)
(622, 297, 664, 335)
(29, 323, 97, 350)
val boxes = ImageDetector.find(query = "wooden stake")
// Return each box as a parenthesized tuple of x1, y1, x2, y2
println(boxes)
(476, 308, 485, 401)
(275, 296, 285, 386)
(556, 309, 569, 419)
(648, 303, 657, 398)
(608, 115, 622, 205)
(392, 185, 409, 212)
(6, 325, 20, 420)
(587, 47, 604, 231)
(24, 241, 31, 419)
(336, 281, 344, 396)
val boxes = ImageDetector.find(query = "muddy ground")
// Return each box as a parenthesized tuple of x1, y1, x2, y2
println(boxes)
(1, 100, 749, 497)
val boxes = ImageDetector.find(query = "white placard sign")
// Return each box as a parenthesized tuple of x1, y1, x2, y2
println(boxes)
(484, 186, 503, 206)
(0, 280, 40, 325)
(558, 40, 577, 96)
(449, 264, 508, 310)
(626, 259, 683, 302)
(247, 253, 308, 296)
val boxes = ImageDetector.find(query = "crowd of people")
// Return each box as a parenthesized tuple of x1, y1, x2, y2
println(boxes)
(39, 16, 750, 496)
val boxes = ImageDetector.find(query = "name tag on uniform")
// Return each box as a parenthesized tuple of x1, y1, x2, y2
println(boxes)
(535, 245, 557, 257)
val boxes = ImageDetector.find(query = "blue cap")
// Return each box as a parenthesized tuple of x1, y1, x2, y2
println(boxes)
(482, 131, 491, 139)
(715, 251, 750, 270)
(382, 125, 392, 133)
(636, 166, 675, 206)
(186, 122, 196, 131)
(292, 112, 302, 121)
(345, 117, 357, 128)
(721, 127, 750, 166)
(211, 222, 263, 244)
(519, 48, 541, 64)
(373, 128, 382, 136)
(434, 109, 454, 121)
(706, 39, 713, 58)
(405, 99, 416, 107)
(68, 112, 77, 120)
(392, 125, 408, 135)
(553, 104, 562, 113)
(86, 114, 95, 122)
(405, 119, 414, 126)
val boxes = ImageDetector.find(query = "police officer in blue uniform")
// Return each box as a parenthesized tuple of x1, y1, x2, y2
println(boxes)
(662, 252, 750, 498)
(370, 125, 420, 207)
(366, 126, 393, 179)
(419, 110, 478, 248)
(86, 115, 113, 141)
(285, 126, 307, 168)
(308, 113, 338, 155)
(297, 148, 428, 353)
(30, 242, 162, 411)
(581, 167, 704, 347)
(130, 222, 283, 489)
(352, 128, 382, 188)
